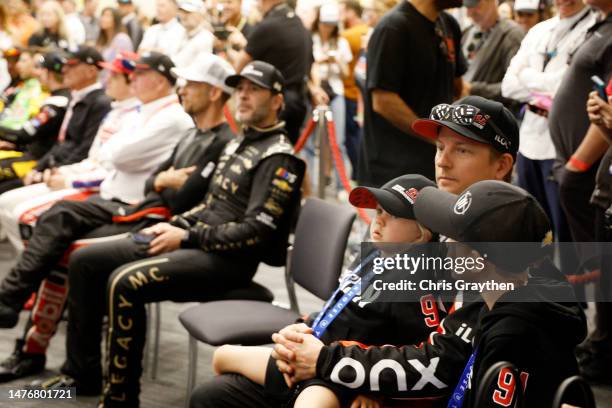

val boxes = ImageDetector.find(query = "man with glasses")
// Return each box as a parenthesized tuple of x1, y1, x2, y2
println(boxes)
(0, 51, 192, 329)
(357, 0, 467, 187)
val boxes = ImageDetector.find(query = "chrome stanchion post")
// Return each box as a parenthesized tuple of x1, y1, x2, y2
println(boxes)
(316, 105, 330, 199)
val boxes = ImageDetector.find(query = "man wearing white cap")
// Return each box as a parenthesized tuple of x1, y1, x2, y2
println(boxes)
(513, 0, 545, 32)
(174, 0, 215, 68)
(29, 54, 237, 398)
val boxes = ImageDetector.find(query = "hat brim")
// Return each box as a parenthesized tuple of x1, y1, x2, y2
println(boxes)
(225, 74, 273, 91)
(413, 186, 459, 239)
(412, 119, 491, 146)
(349, 187, 415, 219)
(98, 61, 125, 74)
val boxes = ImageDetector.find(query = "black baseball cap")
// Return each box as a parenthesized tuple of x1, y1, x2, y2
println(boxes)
(349, 174, 436, 219)
(412, 95, 520, 158)
(414, 180, 552, 273)
(225, 61, 285, 94)
(132, 51, 176, 85)
(62, 45, 104, 68)
(38, 50, 67, 74)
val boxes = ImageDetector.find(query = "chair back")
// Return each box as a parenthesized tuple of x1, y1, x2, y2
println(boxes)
(290, 198, 355, 301)
(552, 376, 596, 408)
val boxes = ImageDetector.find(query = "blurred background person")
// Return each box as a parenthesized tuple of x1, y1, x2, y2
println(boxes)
(96, 7, 134, 63)
(5, 0, 38, 48)
(340, 0, 368, 180)
(174, 0, 214, 68)
(0, 48, 23, 102)
(28, 1, 71, 49)
(220, 0, 254, 37)
(310, 3, 353, 194)
(117, 0, 144, 49)
(498, 0, 514, 19)
(0, 4, 14, 94)
(461, 0, 524, 108)
(59, 0, 86, 45)
(80, 0, 100, 45)
(138, 0, 186, 59)
(231, 0, 312, 145)
(513, 0, 549, 32)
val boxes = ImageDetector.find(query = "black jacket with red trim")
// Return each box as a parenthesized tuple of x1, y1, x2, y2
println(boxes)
(316, 295, 481, 401)
(464, 275, 586, 408)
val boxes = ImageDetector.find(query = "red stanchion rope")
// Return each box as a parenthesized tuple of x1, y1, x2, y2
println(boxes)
(325, 111, 371, 224)
(224, 104, 239, 134)
(566, 269, 601, 285)
(293, 115, 317, 154)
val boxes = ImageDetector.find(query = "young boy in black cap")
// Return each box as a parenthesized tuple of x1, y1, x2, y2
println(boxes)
(207, 174, 438, 408)
(413, 180, 586, 407)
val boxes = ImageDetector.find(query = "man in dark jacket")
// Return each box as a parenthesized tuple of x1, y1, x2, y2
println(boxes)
(19, 46, 111, 191)
(460, 0, 524, 109)
(44, 61, 305, 408)
(0, 50, 70, 191)
(0, 55, 236, 381)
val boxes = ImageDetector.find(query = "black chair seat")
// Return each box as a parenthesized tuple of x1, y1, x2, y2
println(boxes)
(179, 300, 298, 345)
(208, 282, 274, 302)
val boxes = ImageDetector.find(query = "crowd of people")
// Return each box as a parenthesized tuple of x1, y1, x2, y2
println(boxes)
(0, 0, 607, 407)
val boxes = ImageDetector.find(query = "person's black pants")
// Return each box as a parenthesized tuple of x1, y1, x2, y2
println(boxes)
(344, 97, 361, 180)
(63, 237, 259, 407)
(0, 195, 122, 309)
(591, 207, 612, 353)
(281, 89, 307, 145)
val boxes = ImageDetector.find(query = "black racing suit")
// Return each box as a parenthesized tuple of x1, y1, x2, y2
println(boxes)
(0, 89, 70, 192)
(0, 124, 233, 314)
(63, 123, 305, 406)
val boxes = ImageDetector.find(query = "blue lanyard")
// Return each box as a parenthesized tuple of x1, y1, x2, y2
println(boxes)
(447, 349, 478, 408)
(311, 250, 380, 339)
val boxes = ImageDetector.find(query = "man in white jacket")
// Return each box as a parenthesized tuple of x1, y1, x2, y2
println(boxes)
(0, 51, 192, 330)
(501, 0, 594, 254)
(0, 54, 140, 252)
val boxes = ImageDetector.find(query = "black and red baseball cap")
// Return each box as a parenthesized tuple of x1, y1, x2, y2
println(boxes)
(131, 51, 176, 85)
(349, 174, 436, 219)
(98, 52, 137, 75)
(62, 45, 104, 68)
(412, 96, 520, 158)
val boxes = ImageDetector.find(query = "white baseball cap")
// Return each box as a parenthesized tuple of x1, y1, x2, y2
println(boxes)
(319, 3, 340, 24)
(171, 54, 236, 94)
(178, 0, 205, 13)
(514, 0, 540, 12)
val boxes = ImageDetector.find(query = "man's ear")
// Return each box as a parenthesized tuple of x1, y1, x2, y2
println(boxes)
(495, 153, 514, 181)
(272, 92, 284, 113)
(209, 86, 223, 102)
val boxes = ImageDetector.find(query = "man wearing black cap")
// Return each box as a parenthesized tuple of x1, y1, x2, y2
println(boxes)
(231, 0, 312, 144)
(0, 50, 70, 193)
(0, 50, 191, 327)
(43, 60, 304, 406)
(21, 46, 111, 189)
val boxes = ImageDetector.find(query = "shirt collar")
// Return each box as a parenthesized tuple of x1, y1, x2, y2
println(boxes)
(122, 12, 136, 24)
(138, 94, 178, 114)
(71, 82, 102, 103)
(111, 97, 140, 111)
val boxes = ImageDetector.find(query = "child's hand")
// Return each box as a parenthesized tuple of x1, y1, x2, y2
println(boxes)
(350, 395, 382, 408)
